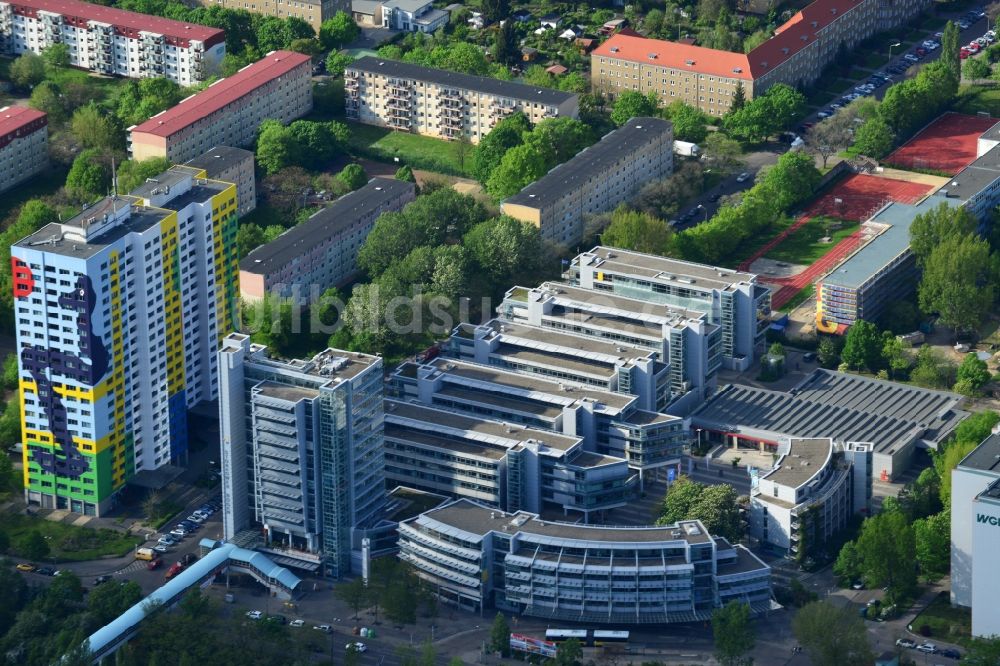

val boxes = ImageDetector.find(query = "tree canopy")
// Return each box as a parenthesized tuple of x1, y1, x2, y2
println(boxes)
(792, 601, 874, 666)
(656, 476, 742, 542)
(599, 206, 673, 255)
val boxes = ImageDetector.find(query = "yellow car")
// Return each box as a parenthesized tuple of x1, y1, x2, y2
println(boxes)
(15, 563, 36, 572)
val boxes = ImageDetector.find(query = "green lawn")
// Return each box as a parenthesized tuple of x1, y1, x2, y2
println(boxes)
(859, 53, 889, 69)
(764, 217, 860, 265)
(911, 592, 973, 648)
(345, 121, 473, 177)
(952, 84, 1000, 117)
(820, 78, 857, 94)
(1, 512, 141, 562)
(779, 284, 816, 313)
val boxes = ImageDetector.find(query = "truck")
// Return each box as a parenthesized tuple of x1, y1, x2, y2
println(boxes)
(135, 547, 156, 561)
(673, 140, 701, 158)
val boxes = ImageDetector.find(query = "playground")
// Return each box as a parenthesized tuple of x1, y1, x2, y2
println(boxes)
(885, 112, 996, 175)
(743, 173, 933, 309)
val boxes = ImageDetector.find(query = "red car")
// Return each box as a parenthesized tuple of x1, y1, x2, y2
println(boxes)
(147, 558, 162, 571)
(961, 48, 971, 59)
(164, 561, 184, 580)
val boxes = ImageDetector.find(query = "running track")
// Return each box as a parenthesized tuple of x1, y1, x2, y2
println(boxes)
(739, 173, 933, 308)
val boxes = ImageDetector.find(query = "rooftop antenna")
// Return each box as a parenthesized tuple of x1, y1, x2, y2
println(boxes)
(111, 154, 118, 199)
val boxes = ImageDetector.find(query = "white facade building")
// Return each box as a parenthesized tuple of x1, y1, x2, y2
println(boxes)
(951, 431, 1000, 613)
(0, 0, 225, 85)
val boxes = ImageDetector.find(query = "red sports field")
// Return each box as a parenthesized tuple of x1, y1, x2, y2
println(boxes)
(885, 112, 996, 175)
(741, 173, 933, 309)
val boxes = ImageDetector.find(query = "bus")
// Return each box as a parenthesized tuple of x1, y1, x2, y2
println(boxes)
(545, 629, 588, 643)
(592, 630, 630, 646)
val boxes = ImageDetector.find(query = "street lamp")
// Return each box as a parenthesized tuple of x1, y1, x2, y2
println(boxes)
(888, 41, 901, 64)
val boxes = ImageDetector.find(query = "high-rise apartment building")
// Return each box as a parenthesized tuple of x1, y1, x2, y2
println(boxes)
(0, 0, 225, 86)
(0, 105, 48, 195)
(183, 146, 257, 218)
(500, 118, 673, 246)
(345, 57, 579, 144)
(128, 51, 312, 163)
(13, 166, 238, 515)
(218, 334, 386, 577)
(591, 0, 931, 115)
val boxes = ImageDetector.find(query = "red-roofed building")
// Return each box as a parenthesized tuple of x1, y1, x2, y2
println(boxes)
(592, 0, 930, 115)
(129, 50, 312, 163)
(0, 0, 226, 86)
(0, 105, 47, 194)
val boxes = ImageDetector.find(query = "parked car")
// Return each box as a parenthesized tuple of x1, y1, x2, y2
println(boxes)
(961, 48, 971, 59)
(289, 620, 305, 628)
(153, 545, 169, 554)
(940, 647, 961, 659)
(346, 643, 368, 653)
(817, 110, 832, 119)
(15, 563, 36, 572)
(246, 610, 263, 620)
(266, 614, 287, 625)
(94, 575, 112, 585)
(896, 638, 916, 648)
(147, 558, 162, 571)
(186, 514, 205, 524)
(916, 643, 938, 654)
(157, 536, 175, 546)
(314, 625, 332, 633)
(736, 172, 751, 183)
(165, 561, 184, 580)
(36, 567, 54, 576)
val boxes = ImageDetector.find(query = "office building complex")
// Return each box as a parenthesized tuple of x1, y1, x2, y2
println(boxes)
(815, 194, 960, 331)
(183, 146, 257, 218)
(218, 334, 386, 577)
(398, 498, 772, 622)
(950, 431, 1000, 616)
(384, 400, 637, 520)
(690, 369, 966, 481)
(196, 0, 347, 34)
(239, 178, 416, 303)
(749, 438, 871, 556)
(0, 105, 47, 195)
(971, 478, 1000, 638)
(390, 357, 686, 484)
(591, 0, 931, 115)
(345, 57, 579, 144)
(129, 50, 312, 163)
(14, 166, 239, 515)
(501, 118, 673, 246)
(0, 0, 225, 85)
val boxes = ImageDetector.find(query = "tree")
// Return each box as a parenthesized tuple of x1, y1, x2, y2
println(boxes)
(712, 601, 754, 666)
(71, 103, 119, 151)
(485, 143, 547, 199)
(941, 21, 961, 85)
(955, 352, 991, 396)
(656, 476, 742, 542)
(116, 157, 172, 193)
(326, 51, 355, 77)
(254, 16, 293, 53)
(470, 112, 530, 183)
(724, 84, 805, 143)
(20, 530, 50, 561)
(731, 81, 747, 111)
(480, 0, 509, 22)
(910, 344, 957, 389)
(464, 216, 547, 286)
(964, 636, 1000, 665)
(42, 43, 70, 69)
(913, 511, 950, 580)
(142, 491, 163, 522)
(494, 20, 518, 66)
(600, 205, 673, 255)
(840, 319, 881, 371)
(87, 579, 142, 625)
(664, 100, 708, 143)
(702, 133, 743, 173)
(338, 163, 368, 190)
(553, 638, 582, 666)
(805, 112, 854, 168)
(29, 81, 67, 123)
(395, 165, 416, 183)
(964, 56, 991, 80)
(854, 509, 917, 600)
(759, 150, 821, 210)
(319, 11, 359, 50)
(610, 90, 659, 126)
(522, 117, 596, 166)
(9, 52, 45, 90)
(255, 120, 300, 175)
(881, 333, 908, 379)
(909, 202, 978, 266)
(852, 117, 893, 158)
(335, 577, 369, 619)
(919, 233, 998, 334)
(489, 612, 510, 655)
(792, 600, 874, 666)
(66, 149, 110, 203)
(833, 540, 862, 584)
(115, 77, 183, 126)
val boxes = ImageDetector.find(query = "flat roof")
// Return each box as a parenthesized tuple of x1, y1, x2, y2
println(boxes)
(418, 498, 714, 544)
(938, 145, 1000, 201)
(534, 282, 705, 322)
(183, 145, 254, 178)
(131, 51, 310, 138)
(822, 194, 959, 290)
(16, 198, 168, 260)
(716, 547, 770, 576)
(504, 118, 671, 208)
(240, 178, 414, 274)
(582, 246, 757, 292)
(422, 358, 635, 411)
(691, 369, 965, 454)
(435, 385, 565, 419)
(959, 432, 1000, 474)
(254, 381, 320, 402)
(479, 319, 659, 363)
(763, 438, 832, 488)
(385, 399, 581, 452)
(0, 105, 46, 136)
(10, 0, 224, 42)
(349, 56, 577, 105)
